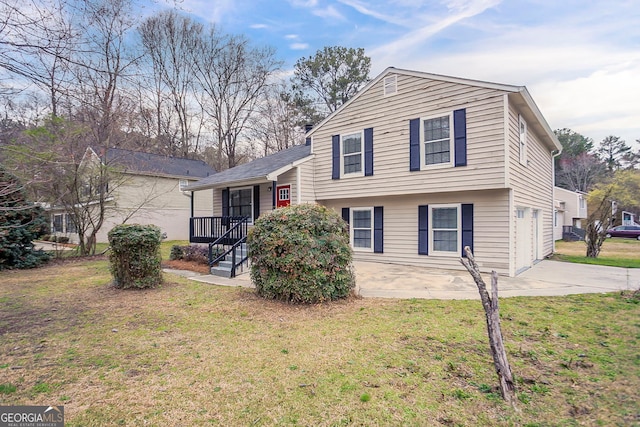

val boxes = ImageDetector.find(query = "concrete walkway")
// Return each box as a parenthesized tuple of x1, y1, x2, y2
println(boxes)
(164, 260, 639, 300)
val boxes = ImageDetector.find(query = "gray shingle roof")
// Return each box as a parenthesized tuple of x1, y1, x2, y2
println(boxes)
(187, 144, 312, 190)
(95, 147, 216, 178)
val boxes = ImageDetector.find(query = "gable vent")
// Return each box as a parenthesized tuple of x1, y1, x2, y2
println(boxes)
(383, 75, 397, 96)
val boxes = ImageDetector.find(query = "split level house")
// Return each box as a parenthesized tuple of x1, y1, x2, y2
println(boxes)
(49, 146, 216, 243)
(186, 67, 562, 277)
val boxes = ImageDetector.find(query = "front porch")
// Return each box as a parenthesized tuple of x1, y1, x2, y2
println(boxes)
(189, 216, 250, 278)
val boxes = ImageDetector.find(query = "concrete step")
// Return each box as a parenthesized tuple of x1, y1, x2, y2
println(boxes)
(211, 265, 232, 278)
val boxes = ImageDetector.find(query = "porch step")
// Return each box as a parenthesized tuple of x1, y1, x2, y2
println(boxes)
(211, 265, 232, 278)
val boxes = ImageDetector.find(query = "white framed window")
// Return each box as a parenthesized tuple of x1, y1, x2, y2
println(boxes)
(579, 196, 586, 209)
(179, 179, 189, 191)
(519, 114, 527, 165)
(422, 113, 453, 167)
(351, 207, 373, 251)
(229, 187, 253, 221)
(430, 204, 461, 255)
(341, 131, 364, 177)
(383, 75, 397, 96)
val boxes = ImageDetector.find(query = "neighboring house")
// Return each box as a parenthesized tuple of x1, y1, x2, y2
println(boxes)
(553, 186, 588, 241)
(49, 147, 216, 243)
(186, 67, 561, 277)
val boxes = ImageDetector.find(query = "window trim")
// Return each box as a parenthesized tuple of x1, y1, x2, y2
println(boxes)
(179, 179, 189, 191)
(518, 114, 527, 165)
(429, 204, 461, 257)
(350, 207, 374, 252)
(420, 112, 454, 169)
(228, 186, 254, 223)
(341, 130, 364, 178)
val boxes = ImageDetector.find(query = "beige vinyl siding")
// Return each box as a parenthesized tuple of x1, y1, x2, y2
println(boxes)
(298, 159, 316, 203)
(507, 100, 554, 272)
(95, 175, 213, 242)
(312, 74, 507, 200)
(320, 189, 510, 275)
(257, 183, 272, 218)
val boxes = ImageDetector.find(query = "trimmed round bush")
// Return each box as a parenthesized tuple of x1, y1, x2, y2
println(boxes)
(108, 224, 163, 289)
(247, 204, 355, 303)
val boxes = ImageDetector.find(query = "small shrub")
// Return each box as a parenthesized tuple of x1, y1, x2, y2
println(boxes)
(108, 224, 162, 289)
(183, 245, 208, 264)
(247, 203, 355, 303)
(170, 245, 184, 260)
(169, 244, 209, 265)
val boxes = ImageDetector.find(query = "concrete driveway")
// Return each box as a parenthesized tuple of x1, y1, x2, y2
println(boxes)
(352, 260, 639, 299)
(178, 259, 639, 300)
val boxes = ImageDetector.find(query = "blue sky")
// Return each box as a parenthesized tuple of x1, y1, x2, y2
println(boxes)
(154, 0, 640, 148)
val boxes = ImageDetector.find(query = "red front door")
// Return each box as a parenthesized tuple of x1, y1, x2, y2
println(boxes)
(276, 185, 291, 208)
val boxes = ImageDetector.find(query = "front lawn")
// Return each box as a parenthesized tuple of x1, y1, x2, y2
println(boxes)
(553, 239, 640, 268)
(0, 258, 638, 426)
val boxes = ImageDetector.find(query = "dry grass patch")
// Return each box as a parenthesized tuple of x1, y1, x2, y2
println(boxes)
(1, 258, 638, 426)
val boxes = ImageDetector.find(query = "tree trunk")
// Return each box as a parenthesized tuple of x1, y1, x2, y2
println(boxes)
(460, 247, 517, 406)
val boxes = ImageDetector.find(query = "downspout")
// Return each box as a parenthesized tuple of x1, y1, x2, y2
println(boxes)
(551, 149, 561, 254)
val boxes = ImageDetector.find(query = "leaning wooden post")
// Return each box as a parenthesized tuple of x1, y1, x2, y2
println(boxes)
(460, 246, 517, 407)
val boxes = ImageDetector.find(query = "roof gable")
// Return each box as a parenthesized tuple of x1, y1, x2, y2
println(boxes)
(307, 67, 561, 152)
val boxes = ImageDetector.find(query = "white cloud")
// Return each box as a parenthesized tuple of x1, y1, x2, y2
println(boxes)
(337, 0, 410, 26)
(285, 34, 299, 39)
(290, 42, 310, 50)
(250, 23, 269, 29)
(288, 0, 319, 8)
(313, 5, 346, 21)
(368, 0, 501, 63)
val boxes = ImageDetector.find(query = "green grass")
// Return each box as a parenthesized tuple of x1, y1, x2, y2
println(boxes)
(553, 239, 640, 268)
(0, 258, 638, 426)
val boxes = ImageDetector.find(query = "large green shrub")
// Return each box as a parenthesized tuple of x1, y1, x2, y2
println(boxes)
(0, 165, 50, 270)
(247, 204, 355, 303)
(108, 224, 162, 289)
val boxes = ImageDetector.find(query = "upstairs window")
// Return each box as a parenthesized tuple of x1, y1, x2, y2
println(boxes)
(423, 114, 452, 166)
(519, 114, 527, 165)
(342, 132, 363, 176)
(179, 179, 189, 191)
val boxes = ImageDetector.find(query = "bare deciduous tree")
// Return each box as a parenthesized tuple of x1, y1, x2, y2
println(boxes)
(193, 30, 281, 169)
(139, 10, 204, 157)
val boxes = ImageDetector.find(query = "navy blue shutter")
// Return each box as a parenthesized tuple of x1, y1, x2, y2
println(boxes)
(221, 188, 229, 216)
(461, 203, 473, 257)
(253, 185, 260, 220)
(271, 181, 276, 209)
(454, 109, 467, 167)
(410, 119, 421, 171)
(342, 208, 350, 224)
(373, 206, 383, 253)
(418, 205, 429, 255)
(305, 136, 311, 146)
(332, 135, 340, 179)
(364, 128, 374, 176)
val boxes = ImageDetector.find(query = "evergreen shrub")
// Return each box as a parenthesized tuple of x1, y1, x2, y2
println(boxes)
(108, 224, 162, 289)
(247, 204, 355, 303)
(0, 166, 50, 270)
